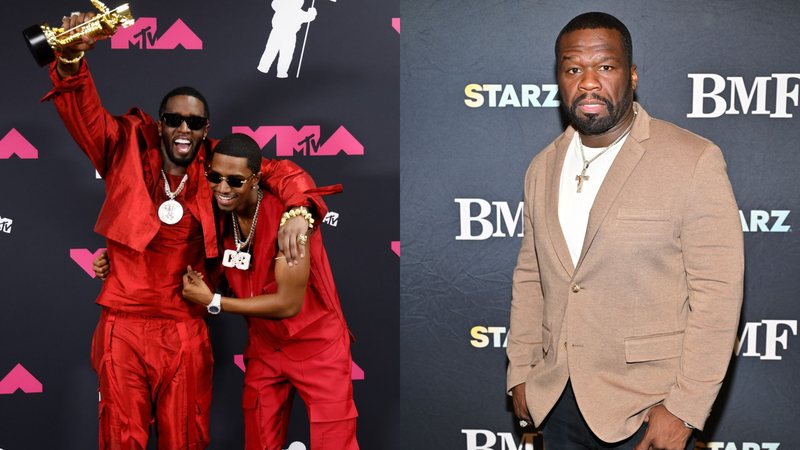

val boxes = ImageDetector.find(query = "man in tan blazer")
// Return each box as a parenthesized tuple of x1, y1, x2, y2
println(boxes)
(507, 12, 744, 450)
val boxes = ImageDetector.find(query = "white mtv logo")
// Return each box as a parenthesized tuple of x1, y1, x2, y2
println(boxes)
(0, 216, 12, 234)
(323, 211, 339, 227)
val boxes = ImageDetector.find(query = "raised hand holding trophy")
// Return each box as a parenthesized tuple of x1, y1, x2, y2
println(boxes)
(23, 0, 135, 67)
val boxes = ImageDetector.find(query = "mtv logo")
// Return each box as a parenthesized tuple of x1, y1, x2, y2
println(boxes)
(111, 18, 202, 50)
(0, 216, 12, 234)
(323, 211, 339, 227)
(231, 126, 364, 157)
(0, 129, 38, 159)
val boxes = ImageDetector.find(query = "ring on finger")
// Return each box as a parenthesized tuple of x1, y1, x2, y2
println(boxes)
(70, 11, 80, 16)
(297, 234, 308, 245)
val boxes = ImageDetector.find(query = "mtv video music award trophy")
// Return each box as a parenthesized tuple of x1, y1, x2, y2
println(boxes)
(23, 0, 135, 66)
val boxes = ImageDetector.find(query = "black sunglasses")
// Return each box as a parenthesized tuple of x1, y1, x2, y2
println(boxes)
(205, 171, 255, 188)
(161, 112, 208, 130)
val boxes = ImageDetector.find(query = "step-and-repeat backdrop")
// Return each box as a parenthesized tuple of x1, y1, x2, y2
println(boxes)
(1, 1, 398, 448)
(401, 1, 799, 449)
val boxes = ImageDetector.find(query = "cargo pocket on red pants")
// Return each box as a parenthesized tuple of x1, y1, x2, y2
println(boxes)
(309, 398, 358, 423)
(242, 385, 264, 448)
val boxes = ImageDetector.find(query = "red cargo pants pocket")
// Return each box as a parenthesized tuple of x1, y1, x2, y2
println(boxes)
(242, 385, 264, 449)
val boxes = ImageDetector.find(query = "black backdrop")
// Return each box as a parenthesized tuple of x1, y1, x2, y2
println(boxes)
(400, 1, 800, 449)
(1, 1, 398, 449)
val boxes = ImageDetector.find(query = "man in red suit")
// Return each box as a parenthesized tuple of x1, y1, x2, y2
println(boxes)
(46, 13, 322, 449)
(182, 134, 358, 450)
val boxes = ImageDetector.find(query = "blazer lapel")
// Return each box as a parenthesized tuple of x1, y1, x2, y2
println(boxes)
(575, 105, 651, 271)
(545, 129, 575, 276)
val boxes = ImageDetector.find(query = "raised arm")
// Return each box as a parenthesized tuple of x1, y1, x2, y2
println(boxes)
(42, 11, 129, 176)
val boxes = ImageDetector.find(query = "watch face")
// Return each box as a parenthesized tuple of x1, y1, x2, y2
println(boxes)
(208, 305, 221, 314)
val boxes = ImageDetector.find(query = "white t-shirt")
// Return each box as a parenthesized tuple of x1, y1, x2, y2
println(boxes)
(558, 132, 629, 266)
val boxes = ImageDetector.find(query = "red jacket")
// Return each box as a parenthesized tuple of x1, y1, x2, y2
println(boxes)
(45, 61, 328, 254)
(45, 61, 327, 318)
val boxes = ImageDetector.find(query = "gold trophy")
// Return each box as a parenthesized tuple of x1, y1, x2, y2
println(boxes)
(23, 0, 135, 66)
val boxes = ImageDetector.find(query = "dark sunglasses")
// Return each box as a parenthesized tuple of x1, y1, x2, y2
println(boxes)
(160, 113, 208, 130)
(205, 171, 255, 188)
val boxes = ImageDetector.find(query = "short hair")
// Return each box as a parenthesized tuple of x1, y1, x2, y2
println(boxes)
(213, 133, 262, 174)
(555, 12, 633, 67)
(158, 86, 210, 119)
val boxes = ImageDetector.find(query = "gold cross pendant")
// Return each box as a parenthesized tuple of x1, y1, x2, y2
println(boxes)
(575, 171, 589, 193)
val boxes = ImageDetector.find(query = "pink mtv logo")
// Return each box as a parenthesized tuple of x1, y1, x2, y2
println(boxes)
(234, 354, 364, 380)
(0, 129, 38, 159)
(0, 364, 43, 394)
(70, 248, 107, 278)
(391, 241, 400, 257)
(392, 18, 400, 33)
(111, 18, 202, 50)
(231, 126, 364, 157)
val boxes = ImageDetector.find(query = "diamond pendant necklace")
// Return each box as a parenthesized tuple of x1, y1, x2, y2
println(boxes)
(222, 189, 263, 271)
(157, 170, 188, 224)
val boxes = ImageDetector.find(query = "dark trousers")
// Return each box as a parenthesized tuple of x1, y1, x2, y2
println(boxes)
(542, 382, 696, 450)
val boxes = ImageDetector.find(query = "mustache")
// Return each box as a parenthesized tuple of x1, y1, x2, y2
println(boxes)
(571, 93, 612, 111)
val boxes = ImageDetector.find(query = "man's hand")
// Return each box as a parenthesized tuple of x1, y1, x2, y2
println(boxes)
(93, 250, 109, 280)
(634, 405, 692, 450)
(181, 266, 213, 306)
(277, 215, 310, 267)
(511, 383, 532, 425)
(57, 11, 97, 77)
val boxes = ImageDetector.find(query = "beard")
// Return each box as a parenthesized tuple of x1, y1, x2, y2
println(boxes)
(162, 140, 202, 168)
(564, 82, 634, 136)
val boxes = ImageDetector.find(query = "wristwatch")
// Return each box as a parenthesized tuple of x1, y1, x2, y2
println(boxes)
(207, 293, 222, 315)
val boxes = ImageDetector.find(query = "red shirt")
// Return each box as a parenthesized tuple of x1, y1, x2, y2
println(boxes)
(223, 190, 349, 360)
(98, 173, 207, 317)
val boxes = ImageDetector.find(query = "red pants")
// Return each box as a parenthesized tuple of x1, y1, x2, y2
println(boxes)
(91, 309, 213, 450)
(242, 334, 358, 450)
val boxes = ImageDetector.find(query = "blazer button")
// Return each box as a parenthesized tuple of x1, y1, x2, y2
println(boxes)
(571, 284, 581, 293)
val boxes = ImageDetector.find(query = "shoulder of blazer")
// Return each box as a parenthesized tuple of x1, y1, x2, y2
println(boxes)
(641, 116, 719, 161)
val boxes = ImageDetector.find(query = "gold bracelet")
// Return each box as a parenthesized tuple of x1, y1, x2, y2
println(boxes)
(58, 52, 85, 65)
(279, 206, 314, 229)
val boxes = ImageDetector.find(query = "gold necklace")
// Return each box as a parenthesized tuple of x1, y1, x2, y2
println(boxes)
(575, 111, 637, 193)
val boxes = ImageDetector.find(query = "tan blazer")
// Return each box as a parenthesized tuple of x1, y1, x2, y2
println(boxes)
(507, 104, 744, 443)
